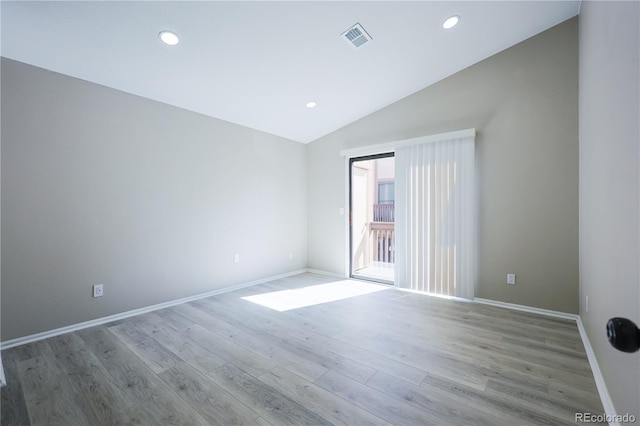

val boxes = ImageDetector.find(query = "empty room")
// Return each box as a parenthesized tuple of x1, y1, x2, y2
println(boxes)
(1, 1, 638, 425)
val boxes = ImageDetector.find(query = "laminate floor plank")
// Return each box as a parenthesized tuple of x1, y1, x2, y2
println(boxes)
(181, 303, 330, 382)
(544, 335, 590, 353)
(1, 272, 605, 425)
(369, 300, 530, 346)
(156, 308, 278, 378)
(254, 417, 273, 426)
(197, 291, 309, 335)
(382, 294, 579, 345)
(196, 301, 410, 384)
(463, 310, 582, 343)
(196, 296, 426, 386)
(259, 366, 389, 426)
(109, 312, 268, 425)
(129, 311, 227, 376)
(315, 369, 443, 426)
(420, 372, 576, 426)
(351, 322, 593, 394)
(488, 335, 587, 360)
(376, 327, 552, 396)
(469, 304, 580, 332)
(548, 379, 603, 411)
(197, 297, 380, 384)
(5, 340, 53, 363)
(446, 335, 601, 392)
(47, 333, 140, 425)
(367, 370, 505, 426)
(0, 349, 32, 426)
(484, 376, 604, 423)
(158, 360, 262, 425)
(210, 294, 350, 339)
(349, 316, 584, 387)
(208, 363, 332, 426)
(258, 328, 379, 385)
(444, 334, 593, 377)
(17, 354, 92, 426)
(273, 324, 429, 386)
(108, 321, 182, 374)
(333, 328, 490, 390)
(79, 327, 210, 425)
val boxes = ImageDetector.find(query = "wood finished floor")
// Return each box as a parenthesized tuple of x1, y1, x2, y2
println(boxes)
(1, 273, 605, 425)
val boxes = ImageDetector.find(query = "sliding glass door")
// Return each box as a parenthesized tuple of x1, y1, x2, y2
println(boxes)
(349, 153, 395, 284)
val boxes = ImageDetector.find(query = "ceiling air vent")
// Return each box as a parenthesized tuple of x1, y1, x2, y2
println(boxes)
(341, 23, 372, 49)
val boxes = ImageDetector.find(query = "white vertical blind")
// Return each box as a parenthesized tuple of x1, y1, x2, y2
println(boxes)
(395, 134, 476, 299)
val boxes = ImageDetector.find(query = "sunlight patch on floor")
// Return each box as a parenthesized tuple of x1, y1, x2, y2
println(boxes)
(242, 280, 389, 311)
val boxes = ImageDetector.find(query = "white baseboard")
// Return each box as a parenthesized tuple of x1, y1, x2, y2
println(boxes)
(473, 297, 579, 321)
(0, 354, 5, 387)
(576, 318, 619, 426)
(305, 268, 347, 279)
(0, 268, 308, 350)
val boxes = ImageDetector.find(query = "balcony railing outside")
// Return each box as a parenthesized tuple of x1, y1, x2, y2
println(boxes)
(353, 204, 395, 283)
(373, 203, 394, 223)
(370, 222, 394, 264)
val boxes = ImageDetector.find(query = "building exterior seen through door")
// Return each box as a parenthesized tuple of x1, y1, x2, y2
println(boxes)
(350, 153, 395, 284)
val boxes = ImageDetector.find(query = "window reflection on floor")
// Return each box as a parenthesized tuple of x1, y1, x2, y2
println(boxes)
(242, 280, 388, 312)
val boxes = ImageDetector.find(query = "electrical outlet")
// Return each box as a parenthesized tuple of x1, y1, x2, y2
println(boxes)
(234, 253, 240, 263)
(507, 274, 516, 285)
(289, 253, 293, 260)
(93, 284, 104, 298)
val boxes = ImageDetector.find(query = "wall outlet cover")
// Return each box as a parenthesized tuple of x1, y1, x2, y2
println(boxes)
(93, 284, 104, 298)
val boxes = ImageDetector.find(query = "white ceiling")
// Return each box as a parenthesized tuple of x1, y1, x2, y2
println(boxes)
(1, 1, 580, 143)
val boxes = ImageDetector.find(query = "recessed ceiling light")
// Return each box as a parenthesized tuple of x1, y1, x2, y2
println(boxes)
(306, 101, 317, 109)
(443, 16, 460, 30)
(159, 31, 179, 46)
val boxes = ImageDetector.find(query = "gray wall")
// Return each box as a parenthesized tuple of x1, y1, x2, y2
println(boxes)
(579, 1, 639, 419)
(1, 58, 307, 341)
(308, 18, 579, 313)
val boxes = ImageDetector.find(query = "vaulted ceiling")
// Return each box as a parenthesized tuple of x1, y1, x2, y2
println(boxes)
(1, 1, 580, 143)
